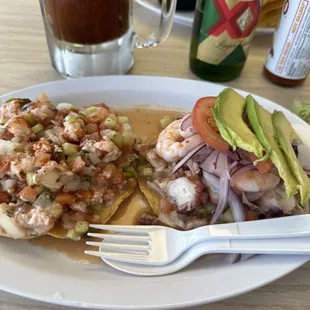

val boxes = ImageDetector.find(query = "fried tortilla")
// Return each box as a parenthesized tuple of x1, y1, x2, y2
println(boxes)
(137, 176, 161, 215)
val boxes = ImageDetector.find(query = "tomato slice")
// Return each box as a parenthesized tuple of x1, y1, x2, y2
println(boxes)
(192, 96, 229, 152)
(248, 152, 273, 174)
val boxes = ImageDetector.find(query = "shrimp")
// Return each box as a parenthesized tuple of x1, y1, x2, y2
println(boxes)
(6, 117, 31, 137)
(94, 137, 121, 162)
(84, 107, 109, 123)
(156, 117, 204, 162)
(63, 117, 85, 142)
(146, 149, 167, 171)
(0, 99, 23, 123)
(32, 138, 52, 156)
(231, 169, 280, 192)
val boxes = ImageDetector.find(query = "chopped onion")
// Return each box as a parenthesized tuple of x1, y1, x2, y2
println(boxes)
(146, 181, 166, 198)
(0, 140, 23, 155)
(88, 152, 101, 165)
(180, 115, 192, 131)
(39, 170, 61, 190)
(172, 143, 206, 174)
(33, 192, 53, 208)
(0, 213, 25, 239)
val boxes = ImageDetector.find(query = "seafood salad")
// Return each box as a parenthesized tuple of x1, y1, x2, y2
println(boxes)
(137, 88, 310, 229)
(0, 93, 137, 240)
(0, 87, 309, 243)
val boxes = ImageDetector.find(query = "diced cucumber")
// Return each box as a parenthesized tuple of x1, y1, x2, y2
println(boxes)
(117, 116, 129, 124)
(104, 117, 116, 129)
(122, 132, 135, 147)
(31, 124, 44, 134)
(62, 143, 78, 156)
(23, 113, 37, 126)
(113, 134, 124, 148)
(160, 116, 173, 129)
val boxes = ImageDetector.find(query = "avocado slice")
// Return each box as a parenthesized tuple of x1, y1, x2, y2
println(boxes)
(246, 95, 298, 197)
(212, 88, 266, 159)
(272, 111, 310, 206)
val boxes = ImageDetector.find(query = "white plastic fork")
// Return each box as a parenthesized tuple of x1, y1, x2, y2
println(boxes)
(102, 236, 310, 276)
(85, 214, 310, 266)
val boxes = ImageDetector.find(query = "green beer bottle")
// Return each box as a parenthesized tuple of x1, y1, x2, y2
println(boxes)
(190, 0, 261, 82)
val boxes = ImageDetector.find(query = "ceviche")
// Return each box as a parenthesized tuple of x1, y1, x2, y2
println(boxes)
(137, 88, 310, 229)
(0, 93, 137, 240)
(0, 87, 309, 242)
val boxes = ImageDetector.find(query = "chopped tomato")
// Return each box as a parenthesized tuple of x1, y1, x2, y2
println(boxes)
(18, 186, 37, 202)
(56, 192, 77, 205)
(192, 97, 229, 152)
(0, 191, 11, 203)
(248, 152, 273, 174)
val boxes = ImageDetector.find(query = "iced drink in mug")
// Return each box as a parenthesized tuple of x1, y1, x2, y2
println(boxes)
(40, 0, 176, 78)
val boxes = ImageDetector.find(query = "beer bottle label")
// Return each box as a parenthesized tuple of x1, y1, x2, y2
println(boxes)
(196, 0, 260, 65)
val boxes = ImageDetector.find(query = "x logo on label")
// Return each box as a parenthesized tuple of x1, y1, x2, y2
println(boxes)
(207, 0, 259, 39)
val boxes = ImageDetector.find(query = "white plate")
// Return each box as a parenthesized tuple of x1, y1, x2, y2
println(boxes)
(135, 0, 275, 34)
(0, 76, 309, 310)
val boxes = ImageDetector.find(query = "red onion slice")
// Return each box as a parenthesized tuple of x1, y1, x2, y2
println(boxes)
(200, 150, 219, 173)
(228, 186, 246, 222)
(181, 115, 192, 131)
(203, 171, 245, 223)
(172, 143, 206, 174)
(210, 176, 229, 224)
(230, 163, 255, 179)
(228, 151, 240, 161)
(201, 151, 230, 180)
(192, 146, 213, 163)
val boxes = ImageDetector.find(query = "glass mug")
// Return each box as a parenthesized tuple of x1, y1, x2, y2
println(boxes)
(39, 0, 177, 78)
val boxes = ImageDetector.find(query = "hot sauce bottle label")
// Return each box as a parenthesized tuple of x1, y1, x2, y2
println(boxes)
(265, 0, 310, 80)
(196, 0, 260, 65)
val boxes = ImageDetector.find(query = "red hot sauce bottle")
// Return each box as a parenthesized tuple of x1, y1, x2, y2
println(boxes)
(264, 0, 310, 87)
